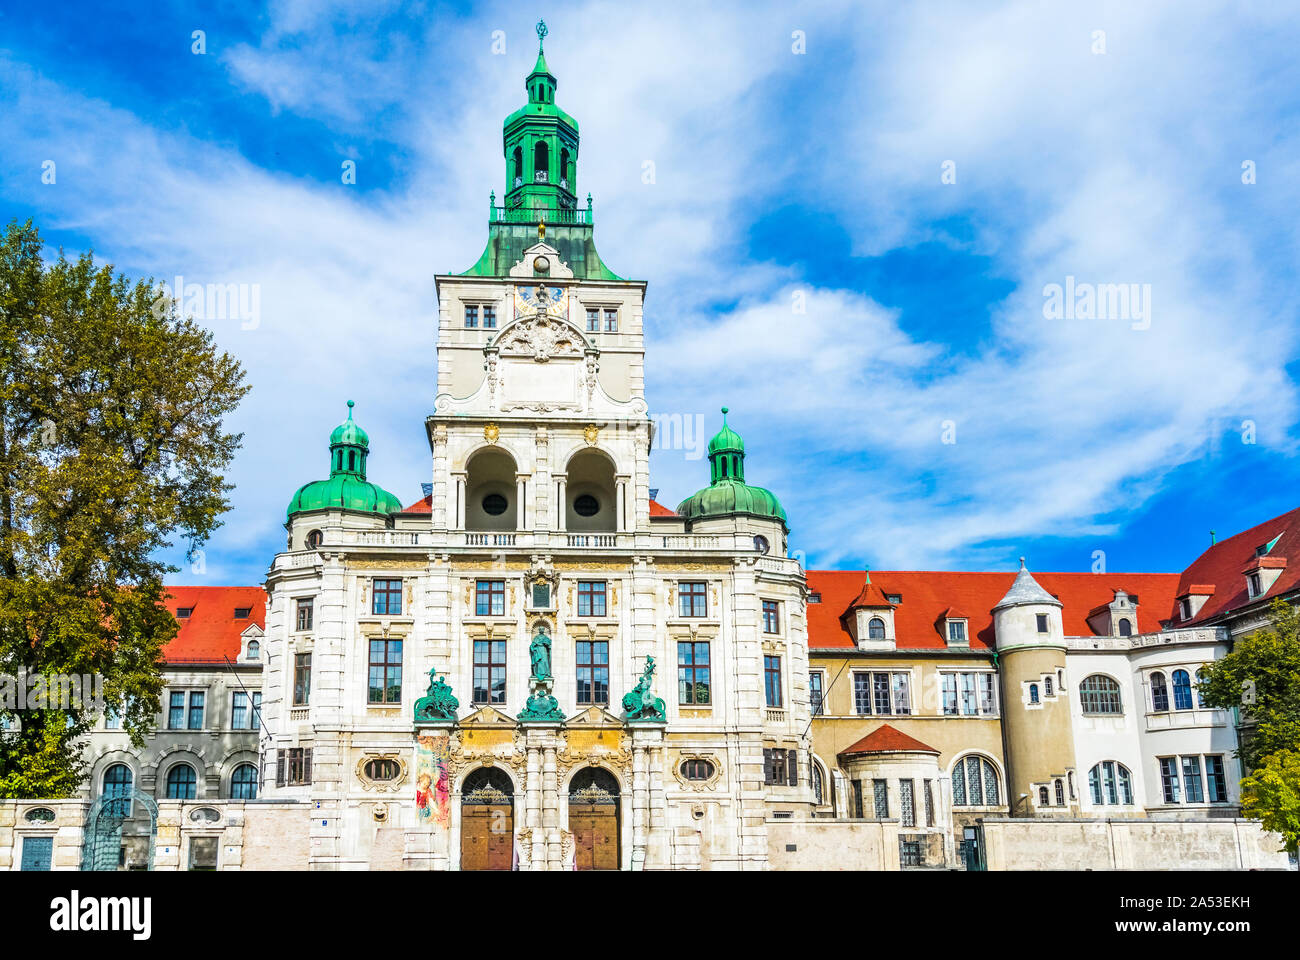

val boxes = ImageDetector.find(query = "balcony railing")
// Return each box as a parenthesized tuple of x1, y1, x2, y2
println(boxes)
(489, 204, 592, 226)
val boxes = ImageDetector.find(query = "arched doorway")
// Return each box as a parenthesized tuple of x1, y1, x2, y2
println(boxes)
(568, 767, 620, 870)
(460, 767, 514, 871)
(82, 784, 158, 871)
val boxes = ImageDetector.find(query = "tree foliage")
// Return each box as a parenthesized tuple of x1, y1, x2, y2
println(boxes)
(1240, 749, 1300, 856)
(1197, 598, 1300, 771)
(0, 219, 249, 797)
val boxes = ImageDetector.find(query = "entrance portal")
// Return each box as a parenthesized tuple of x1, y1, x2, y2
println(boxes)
(460, 767, 514, 871)
(568, 767, 620, 871)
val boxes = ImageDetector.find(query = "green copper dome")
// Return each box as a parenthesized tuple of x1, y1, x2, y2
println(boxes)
(677, 408, 787, 526)
(286, 401, 403, 521)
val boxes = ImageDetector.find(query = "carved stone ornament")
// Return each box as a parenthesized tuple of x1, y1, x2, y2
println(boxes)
(484, 422, 500, 444)
(496, 312, 584, 363)
(583, 423, 600, 446)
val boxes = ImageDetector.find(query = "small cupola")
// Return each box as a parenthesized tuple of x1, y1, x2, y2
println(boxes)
(285, 401, 404, 522)
(841, 570, 897, 651)
(676, 408, 788, 526)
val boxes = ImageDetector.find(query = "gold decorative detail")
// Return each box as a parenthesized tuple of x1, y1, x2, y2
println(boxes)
(583, 423, 600, 446)
(484, 422, 500, 444)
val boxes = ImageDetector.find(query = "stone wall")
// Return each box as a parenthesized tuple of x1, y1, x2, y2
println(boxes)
(767, 818, 902, 871)
(981, 816, 1291, 870)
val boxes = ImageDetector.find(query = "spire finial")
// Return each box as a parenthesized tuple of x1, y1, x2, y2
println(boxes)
(1018, 556, 1026, 569)
(536, 19, 547, 50)
(347, 399, 355, 419)
(721, 406, 729, 421)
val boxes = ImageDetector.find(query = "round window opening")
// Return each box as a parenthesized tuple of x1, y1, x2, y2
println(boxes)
(681, 759, 715, 782)
(753, 535, 770, 555)
(25, 807, 55, 823)
(574, 494, 600, 517)
(365, 758, 401, 782)
(482, 493, 508, 516)
(306, 529, 323, 549)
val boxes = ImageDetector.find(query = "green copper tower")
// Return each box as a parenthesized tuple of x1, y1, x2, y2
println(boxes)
(461, 20, 623, 280)
(677, 408, 788, 526)
(285, 401, 404, 520)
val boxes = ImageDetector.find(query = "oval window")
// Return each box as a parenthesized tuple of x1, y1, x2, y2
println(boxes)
(306, 529, 323, 549)
(482, 493, 508, 516)
(189, 807, 221, 823)
(24, 807, 55, 823)
(680, 759, 715, 781)
(365, 758, 401, 782)
(574, 494, 599, 517)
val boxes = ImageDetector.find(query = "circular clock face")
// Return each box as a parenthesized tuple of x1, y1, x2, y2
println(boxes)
(533, 256, 549, 272)
(754, 535, 770, 555)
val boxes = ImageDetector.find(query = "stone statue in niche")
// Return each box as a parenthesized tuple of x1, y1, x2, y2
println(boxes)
(529, 624, 552, 680)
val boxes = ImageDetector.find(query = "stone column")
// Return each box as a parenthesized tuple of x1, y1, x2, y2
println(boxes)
(452, 472, 467, 532)
(629, 723, 666, 869)
(616, 476, 628, 532)
(515, 474, 529, 531)
(555, 476, 567, 531)
(543, 744, 562, 869)
(525, 742, 544, 870)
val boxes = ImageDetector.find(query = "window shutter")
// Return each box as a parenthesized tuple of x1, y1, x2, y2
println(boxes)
(275, 750, 285, 787)
(304, 747, 313, 784)
(786, 749, 798, 786)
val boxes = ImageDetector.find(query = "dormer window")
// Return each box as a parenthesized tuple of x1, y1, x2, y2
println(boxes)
(1117, 618, 1132, 637)
(176, 607, 193, 619)
(246, 640, 259, 660)
(868, 617, 886, 640)
(234, 607, 252, 619)
(947, 620, 967, 645)
(808, 593, 821, 603)
(1247, 572, 1262, 598)
(1179, 598, 1192, 620)
(885, 594, 902, 604)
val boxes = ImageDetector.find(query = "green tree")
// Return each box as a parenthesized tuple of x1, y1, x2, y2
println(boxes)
(1240, 749, 1300, 856)
(0, 219, 249, 797)
(1197, 598, 1300, 772)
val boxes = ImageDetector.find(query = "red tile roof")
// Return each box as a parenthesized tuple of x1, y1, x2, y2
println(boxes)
(1179, 505, 1300, 625)
(806, 569, 1181, 650)
(162, 586, 265, 663)
(649, 498, 675, 517)
(401, 493, 433, 514)
(839, 724, 939, 756)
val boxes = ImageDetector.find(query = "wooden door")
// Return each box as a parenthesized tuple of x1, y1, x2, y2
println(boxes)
(461, 804, 513, 871)
(570, 802, 619, 870)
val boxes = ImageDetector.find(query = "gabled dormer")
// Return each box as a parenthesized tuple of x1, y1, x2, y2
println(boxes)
(1086, 589, 1140, 637)
(935, 607, 969, 647)
(1242, 555, 1286, 601)
(841, 570, 896, 651)
(1176, 585, 1215, 622)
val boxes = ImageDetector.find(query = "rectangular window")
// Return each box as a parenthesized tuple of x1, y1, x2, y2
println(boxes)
(873, 672, 891, 715)
(678, 641, 711, 705)
(1205, 755, 1228, 802)
(1103, 760, 1118, 805)
(854, 673, 872, 715)
(899, 779, 916, 828)
(575, 640, 609, 706)
(20, 836, 53, 872)
(764, 656, 783, 708)
(892, 673, 911, 715)
(168, 691, 185, 729)
(296, 598, 314, 631)
(959, 672, 977, 715)
(294, 653, 312, 706)
(942, 673, 958, 715)
(187, 691, 205, 730)
(678, 581, 707, 618)
(232, 691, 248, 730)
(873, 780, 889, 819)
(1181, 756, 1205, 803)
(809, 671, 824, 716)
(1159, 757, 1181, 803)
(465, 304, 479, 328)
(586, 307, 599, 332)
(104, 705, 121, 730)
(176, 607, 193, 618)
(473, 640, 507, 704)
(1036, 613, 1049, 633)
(923, 780, 935, 827)
(604, 308, 618, 332)
(372, 578, 403, 616)
(762, 600, 780, 634)
(764, 748, 787, 785)
(947, 620, 966, 644)
(278, 747, 313, 786)
(979, 673, 997, 715)
(1248, 572, 1261, 597)
(900, 838, 922, 867)
(368, 639, 403, 704)
(482, 305, 496, 329)
(475, 579, 505, 617)
(577, 580, 606, 617)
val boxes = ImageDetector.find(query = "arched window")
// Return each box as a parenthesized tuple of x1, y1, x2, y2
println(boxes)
(1067, 770, 1075, 799)
(560, 147, 571, 188)
(1054, 778, 1065, 806)
(1172, 669, 1193, 711)
(867, 617, 886, 640)
(1079, 674, 1122, 715)
(230, 764, 257, 800)
(811, 762, 824, 806)
(166, 763, 197, 800)
(951, 755, 1000, 807)
(246, 640, 259, 660)
(1029, 683, 1040, 704)
(1087, 761, 1133, 805)
(306, 529, 323, 549)
(1044, 676, 1053, 697)
(1038, 786, 1049, 805)
(533, 141, 549, 181)
(102, 763, 134, 818)
(1118, 618, 1132, 636)
(1150, 671, 1168, 711)
(511, 145, 523, 187)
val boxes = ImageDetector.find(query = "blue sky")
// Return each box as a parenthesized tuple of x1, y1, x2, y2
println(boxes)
(3, 0, 1300, 584)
